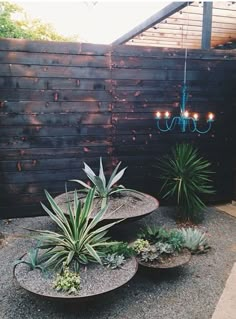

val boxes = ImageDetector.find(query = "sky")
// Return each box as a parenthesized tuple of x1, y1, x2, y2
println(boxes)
(10, 0, 170, 43)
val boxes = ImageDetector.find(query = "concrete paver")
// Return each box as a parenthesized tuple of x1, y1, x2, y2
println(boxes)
(211, 263, 236, 319)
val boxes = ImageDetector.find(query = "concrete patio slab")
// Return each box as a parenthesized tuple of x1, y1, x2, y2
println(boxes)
(211, 263, 236, 319)
(215, 204, 236, 218)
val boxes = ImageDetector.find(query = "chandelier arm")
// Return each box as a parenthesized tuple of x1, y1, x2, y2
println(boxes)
(166, 117, 178, 130)
(194, 121, 212, 134)
(156, 117, 178, 132)
(188, 118, 197, 133)
(188, 118, 212, 134)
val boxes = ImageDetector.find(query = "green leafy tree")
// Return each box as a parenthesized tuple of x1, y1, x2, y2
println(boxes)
(0, 1, 79, 41)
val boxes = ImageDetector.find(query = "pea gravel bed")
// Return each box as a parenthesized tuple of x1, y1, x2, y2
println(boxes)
(14, 258, 137, 299)
(0, 206, 236, 319)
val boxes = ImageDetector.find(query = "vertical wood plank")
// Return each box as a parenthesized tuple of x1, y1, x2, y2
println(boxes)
(201, 2, 213, 49)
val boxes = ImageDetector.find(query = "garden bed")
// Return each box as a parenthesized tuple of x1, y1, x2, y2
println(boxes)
(1, 206, 236, 319)
(14, 257, 138, 300)
(137, 248, 191, 269)
(54, 191, 159, 221)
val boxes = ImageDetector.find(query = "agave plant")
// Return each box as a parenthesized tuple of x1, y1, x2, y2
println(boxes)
(14, 247, 44, 271)
(33, 188, 121, 271)
(158, 143, 214, 222)
(179, 228, 210, 253)
(71, 157, 141, 205)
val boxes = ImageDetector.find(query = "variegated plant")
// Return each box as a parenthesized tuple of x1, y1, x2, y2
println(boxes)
(71, 157, 142, 205)
(34, 188, 121, 271)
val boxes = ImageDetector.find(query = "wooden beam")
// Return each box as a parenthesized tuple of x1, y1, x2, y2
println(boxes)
(201, 2, 213, 49)
(112, 2, 192, 45)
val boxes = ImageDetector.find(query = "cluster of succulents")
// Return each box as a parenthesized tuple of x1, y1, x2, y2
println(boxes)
(133, 226, 210, 263)
(133, 227, 184, 263)
(102, 242, 135, 269)
(53, 266, 81, 294)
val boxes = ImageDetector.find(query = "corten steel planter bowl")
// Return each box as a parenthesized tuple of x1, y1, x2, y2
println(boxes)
(137, 249, 191, 270)
(13, 256, 138, 302)
(54, 191, 159, 223)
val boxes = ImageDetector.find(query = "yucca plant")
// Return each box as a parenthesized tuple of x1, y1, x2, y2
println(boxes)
(33, 188, 121, 271)
(158, 143, 214, 223)
(71, 158, 142, 206)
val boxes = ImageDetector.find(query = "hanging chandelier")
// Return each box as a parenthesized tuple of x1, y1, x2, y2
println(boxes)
(155, 5, 215, 134)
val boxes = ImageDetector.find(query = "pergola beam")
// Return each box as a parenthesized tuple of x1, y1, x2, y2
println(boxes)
(201, 2, 213, 49)
(112, 2, 192, 45)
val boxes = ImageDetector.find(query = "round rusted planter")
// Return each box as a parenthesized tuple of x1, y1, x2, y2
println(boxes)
(54, 191, 159, 223)
(137, 249, 191, 269)
(13, 256, 138, 302)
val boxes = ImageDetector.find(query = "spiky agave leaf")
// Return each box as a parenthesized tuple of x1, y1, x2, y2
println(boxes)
(179, 227, 209, 253)
(70, 158, 142, 201)
(99, 157, 106, 187)
(14, 247, 44, 271)
(35, 188, 123, 270)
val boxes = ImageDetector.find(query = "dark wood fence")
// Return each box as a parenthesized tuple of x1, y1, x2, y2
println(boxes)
(0, 38, 235, 218)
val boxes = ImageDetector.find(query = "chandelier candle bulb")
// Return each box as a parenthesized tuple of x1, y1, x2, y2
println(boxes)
(208, 113, 214, 122)
(156, 111, 161, 119)
(164, 111, 170, 119)
(183, 111, 189, 118)
(193, 113, 199, 120)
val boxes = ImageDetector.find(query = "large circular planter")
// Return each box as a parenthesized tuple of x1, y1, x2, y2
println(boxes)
(137, 249, 191, 269)
(14, 256, 138, 301)
(54, 191, 159, 222)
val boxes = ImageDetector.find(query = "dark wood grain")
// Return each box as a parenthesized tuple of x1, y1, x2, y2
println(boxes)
(0, 38, 235, 218)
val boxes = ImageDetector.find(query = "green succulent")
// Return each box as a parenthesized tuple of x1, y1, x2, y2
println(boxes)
(179, 228, 210, 253)
(165, 230, 184, 252)
(138, 225, 161, 243)
(140, 245, 160, 262)
(34, 188, 121, 271)
(139, 241, 178, 263)
(102, 241, 135, 258)
(71, 157, 141, 206)
(155, 242, 174, 254)
(158, 143, 214, 223)
(14, 247, 44, 271)
(103, 253, 125, 269)
(139, 226, 184, 252)
(133, 239, 150, 254)
(53, 266, 80, 294)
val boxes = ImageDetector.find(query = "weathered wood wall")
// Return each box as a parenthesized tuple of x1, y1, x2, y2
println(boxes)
(0, 39, 235, 218)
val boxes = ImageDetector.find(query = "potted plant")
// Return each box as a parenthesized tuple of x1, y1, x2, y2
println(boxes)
(13, 188, 138, 300)
(54, 158, 159, 222)
(158, 143, 214, 223)
(133, 226, 191, 269)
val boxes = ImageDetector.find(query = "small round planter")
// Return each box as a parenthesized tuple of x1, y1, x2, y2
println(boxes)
(13, 256, 138, 301)
(137, 249, 191, 269)
(54, 191, 159, 223)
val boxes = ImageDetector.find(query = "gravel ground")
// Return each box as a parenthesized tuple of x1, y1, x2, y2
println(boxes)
(0, 207, 236, 319)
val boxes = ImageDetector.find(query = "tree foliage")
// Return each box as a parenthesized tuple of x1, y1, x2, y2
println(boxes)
(0, 1, 78, 41)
